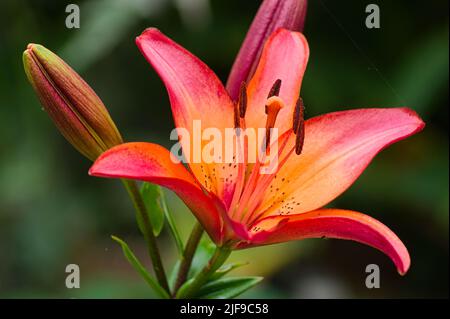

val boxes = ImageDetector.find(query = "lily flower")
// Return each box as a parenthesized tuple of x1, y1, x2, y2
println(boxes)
(89, 28, 424, 275)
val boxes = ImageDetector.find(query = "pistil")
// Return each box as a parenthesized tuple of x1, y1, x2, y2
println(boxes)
(264, 96, 284, 150)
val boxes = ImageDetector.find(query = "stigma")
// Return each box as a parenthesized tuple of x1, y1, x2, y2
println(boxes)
(264, 95, 284, 150)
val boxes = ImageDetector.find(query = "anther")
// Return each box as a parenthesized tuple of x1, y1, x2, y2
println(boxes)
(295, 122, 305, 155)
(294, 99, 305, 155)
(238, 82, 247, 118)
(267, 79, 282, 99)
(292, 98, 304, 132)
(233, 102, 240, 130)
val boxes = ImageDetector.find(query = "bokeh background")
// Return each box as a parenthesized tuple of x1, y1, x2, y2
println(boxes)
(0, 0, 448, 298)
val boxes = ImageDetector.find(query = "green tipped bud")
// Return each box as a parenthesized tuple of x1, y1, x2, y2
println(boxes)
(23, 44, 123, 161)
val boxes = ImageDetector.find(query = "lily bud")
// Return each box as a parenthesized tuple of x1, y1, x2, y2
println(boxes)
(23, 44, 123, 161)
(226, 0, 308, 100)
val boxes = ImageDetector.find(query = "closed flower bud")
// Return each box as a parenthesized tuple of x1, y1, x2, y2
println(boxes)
(23, 44, 123, 161)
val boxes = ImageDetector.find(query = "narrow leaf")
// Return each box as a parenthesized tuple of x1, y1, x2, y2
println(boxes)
(169, 259, 181, 290)
(111, 235, 170, 299)
(176, 278, 195, 299)
(196, 277, 263, 299)
(210, 262, 249, 281)
(188, 236, 216, 278)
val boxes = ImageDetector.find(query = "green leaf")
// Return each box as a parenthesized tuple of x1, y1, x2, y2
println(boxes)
(139, 183, 165, 236)
(209, 262, 249, 281)
(168, 259, 181, 291)
(188, 236, 216, 278)
(196, 277, 263, 299)
(176, 277, 196, 298)
(111, 235, 170, 299)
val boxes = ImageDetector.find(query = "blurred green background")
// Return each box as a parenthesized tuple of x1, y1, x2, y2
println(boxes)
(0, 0, 448, 298)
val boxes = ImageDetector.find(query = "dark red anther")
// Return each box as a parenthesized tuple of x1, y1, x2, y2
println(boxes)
(234, 102, 240, 129)
(293, 98, 303, 132)
(295, 121, 305, 155)
(267, 79, 282, 99)
(294, 98, 305, 155)
(239, 82, 248, 118)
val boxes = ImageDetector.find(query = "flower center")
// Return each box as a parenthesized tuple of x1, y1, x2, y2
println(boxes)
(229, 80, 306, 228)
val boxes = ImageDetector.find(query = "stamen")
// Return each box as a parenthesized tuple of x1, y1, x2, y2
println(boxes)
(292, 98, 303, 131)
(241, 131, 293, 225)
(238, 82, 247, 118)
(294, 98, 305, 155)
(267, 79, 282, 99)
(228, 130, 247, 216)
(234, 95, 284, 220)
(264, 96, 284, 149)
(295, 123, 305, 155)
(229, 84, 248, 214)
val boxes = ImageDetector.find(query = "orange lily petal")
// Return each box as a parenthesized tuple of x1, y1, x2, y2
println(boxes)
(246, 28, 309, 133)
(243, 208, 411, 275)
(256, 108, 425, 219)
(89, 142, 223, 243)
(136, 28, 238, 208)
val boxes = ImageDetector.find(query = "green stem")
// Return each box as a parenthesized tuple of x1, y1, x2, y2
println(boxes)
(173, 222, 204, 295)
(176, 246, 231, 299)
(122, 179, 170, 294)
